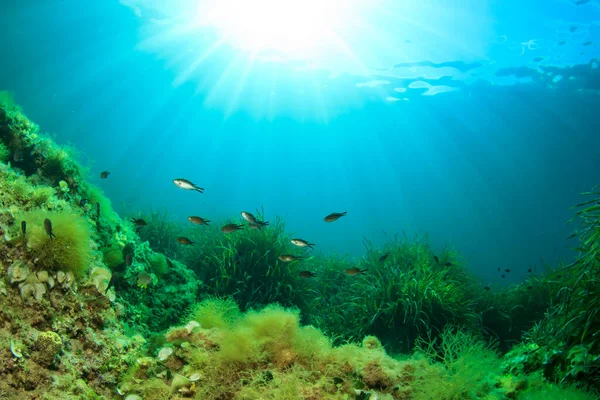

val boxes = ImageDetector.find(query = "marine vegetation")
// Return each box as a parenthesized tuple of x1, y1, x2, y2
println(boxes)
(504, 187, 600, 386)
(178, 213, 317, 314)
(1, 92, 600, 398)
(306, 235, 481, 352)
(119, 299, 598, 400)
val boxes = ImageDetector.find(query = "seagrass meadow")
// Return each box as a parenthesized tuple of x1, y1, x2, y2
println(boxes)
(1, 93, 600, 400)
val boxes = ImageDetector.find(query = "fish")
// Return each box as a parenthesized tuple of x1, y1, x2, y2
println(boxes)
(558, 40, 566, 46)
(221, 224, 244, 233)
(173, 178, 204, 193)
(177, 237, 195, 245)
(21, 221, 26, 237)
(278, 254, 305, 262)
(96, 202, 101, 218)
(188, 216, 210, 225)
(484, 286, 491, 291)
(583, 41, 592, 46)
(444, 262, 452, 267)
(433, 255, 439, 263)
(131, 217, 147, 227)
(241, 211, 269, 229)
(79, 198, 87, 207)
(501, 274, 506, 278)
(44, 218, 55, 240)
(137, 272, 152, 288)
(13, 149, 22, 162)
(324, 212, 347, 223)
(125, 253, 133, 267)
(527, 268, 532, 273)
(379, 252, 390, 263)
(344, 267, 367, 276)
(505, 269, 510, 273)
(497, 267, 500, 272)
(291, 239, 315, 249)
(299, 271, 317, 278)
(100, 171, 111, 179)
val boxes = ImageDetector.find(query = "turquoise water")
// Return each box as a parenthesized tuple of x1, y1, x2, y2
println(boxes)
(0, 0, 599, 285)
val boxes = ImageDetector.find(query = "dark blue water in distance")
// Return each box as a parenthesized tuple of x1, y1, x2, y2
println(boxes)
(1, 0, 599, 286)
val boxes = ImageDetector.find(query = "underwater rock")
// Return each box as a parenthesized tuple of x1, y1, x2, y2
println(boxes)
(32, 331, 62, 366)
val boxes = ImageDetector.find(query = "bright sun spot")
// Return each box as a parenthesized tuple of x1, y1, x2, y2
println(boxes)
(195, 0, 352, 58)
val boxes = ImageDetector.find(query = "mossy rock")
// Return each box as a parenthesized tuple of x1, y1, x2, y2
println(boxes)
(22, 209, 93, 277)
(32, 331, 62, 367)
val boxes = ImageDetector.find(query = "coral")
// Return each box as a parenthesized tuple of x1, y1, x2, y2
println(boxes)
(32, 331, 62, 366)
(22, 209, 93, 277)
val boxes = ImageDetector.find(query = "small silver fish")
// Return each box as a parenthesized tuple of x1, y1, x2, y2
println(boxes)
(241, 211, 269, 229)
(290, 238, 315, 249)
(173, 178, 204, 193)
(278, 254, 305, 262)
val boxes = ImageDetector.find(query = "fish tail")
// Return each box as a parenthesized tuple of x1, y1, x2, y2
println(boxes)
(194, 186, 204, 193)
(342, 211, 347, 216)
(308, 243, 315, 249)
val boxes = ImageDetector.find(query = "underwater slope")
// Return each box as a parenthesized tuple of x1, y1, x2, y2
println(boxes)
(1, 92, 600, 399)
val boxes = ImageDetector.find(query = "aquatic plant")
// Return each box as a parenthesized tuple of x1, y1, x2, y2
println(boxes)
(476, 274, 558, 352)
(413, 326, 502, 399)
(187, 297, 241, 329)
(0, 141, 9, 162)
(180, 212, 317, 313)
(504, 186, 600, 388)
(119, 300, 416, 399)
(136, 208, 182, 259)
(22, 209, 93, 277)
(308, 234, 480, 353)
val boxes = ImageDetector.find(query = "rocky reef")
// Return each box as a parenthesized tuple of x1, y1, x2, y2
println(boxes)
(1, 91, 598, 399)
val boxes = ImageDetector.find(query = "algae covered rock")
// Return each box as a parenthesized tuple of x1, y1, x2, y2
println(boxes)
(33, 331, 62, 366)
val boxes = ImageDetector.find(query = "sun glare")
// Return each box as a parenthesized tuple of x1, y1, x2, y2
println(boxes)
(195, 0, 348, 58)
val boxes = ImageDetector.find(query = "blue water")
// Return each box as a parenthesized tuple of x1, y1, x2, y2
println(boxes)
(1, 0, 599, 285)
